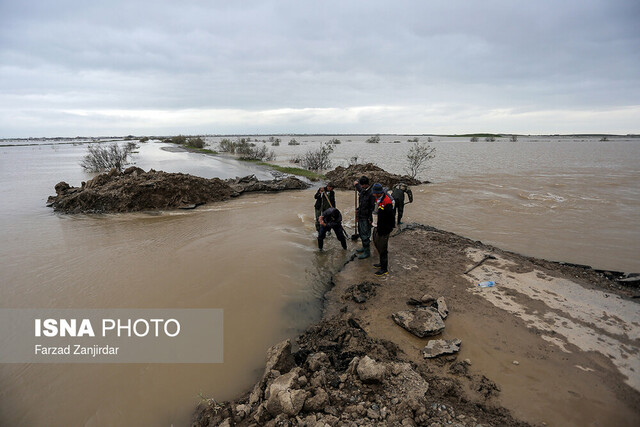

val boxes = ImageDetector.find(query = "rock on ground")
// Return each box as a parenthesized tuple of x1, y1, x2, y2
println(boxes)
(392, 307, 446, 338)
(422, 339, 462, 358)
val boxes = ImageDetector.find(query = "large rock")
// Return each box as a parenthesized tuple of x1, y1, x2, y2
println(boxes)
(303, 388, 329, 412)
(392, 308, 445, 337)
(356, 355, 387, 383)
(265, 368, 309, 416)
(306, 352, 330, 372)
(422, 339, 462, 358)
(264, 338, 296, 375)
(388, 362, 429, 402)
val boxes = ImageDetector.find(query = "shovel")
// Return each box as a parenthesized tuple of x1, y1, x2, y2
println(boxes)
(464, 254, 497, 275)
(351, 189, 360, 240)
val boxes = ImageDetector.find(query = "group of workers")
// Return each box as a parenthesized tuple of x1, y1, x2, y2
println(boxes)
(314, 176, 413, 276)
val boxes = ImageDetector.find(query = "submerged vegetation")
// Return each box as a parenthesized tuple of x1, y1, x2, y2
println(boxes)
(217, 138, 276, 161)
(80, 141, 138, 172)
(300, 142, 334, 171)
(405, 141, 436, 179)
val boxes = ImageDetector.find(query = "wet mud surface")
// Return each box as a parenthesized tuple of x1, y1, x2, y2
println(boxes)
(193, 223, 640, 426)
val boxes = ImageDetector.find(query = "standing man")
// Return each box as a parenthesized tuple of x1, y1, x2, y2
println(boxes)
(391, 182, 413, 225)
(353, 176, 375, 259)
(314, 183, 336, 232)
(371, 183, 395, 276)
(317, 207, 347, 251)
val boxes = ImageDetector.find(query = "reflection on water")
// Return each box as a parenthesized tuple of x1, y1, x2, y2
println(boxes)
(0, 136, 639, 425)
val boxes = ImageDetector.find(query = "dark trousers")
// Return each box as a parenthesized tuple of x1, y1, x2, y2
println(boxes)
(358, 219, 372, 249)
(373, 228, 390, 270)
(318, 224, 346, 249)
(396, 202, 405, 224)
(314, 208, 321, 231)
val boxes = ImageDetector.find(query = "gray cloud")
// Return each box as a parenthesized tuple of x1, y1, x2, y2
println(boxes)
(1, 0, 638, 136)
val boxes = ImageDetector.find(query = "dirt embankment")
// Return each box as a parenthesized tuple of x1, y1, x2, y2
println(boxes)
(324, 164, 423, 189)
(193, 223, 640, 427)
(46, 167, 309, 214)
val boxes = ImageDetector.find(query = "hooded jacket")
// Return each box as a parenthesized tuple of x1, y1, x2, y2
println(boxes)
(374, 193, 395, 235)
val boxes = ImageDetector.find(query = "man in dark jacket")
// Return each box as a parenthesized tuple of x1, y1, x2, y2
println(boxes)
(371, 183, 395, 276)
(353, 176, 376, 259)
(391, 182, 413, 225)
(314, 183, 336, 232)
(317, 207, 347, 251)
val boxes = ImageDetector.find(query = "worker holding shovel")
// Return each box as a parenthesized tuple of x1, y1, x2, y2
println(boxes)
(317, 207, 347, 251)
(314, 183, 336, 232)
(353, 176, 376, 259)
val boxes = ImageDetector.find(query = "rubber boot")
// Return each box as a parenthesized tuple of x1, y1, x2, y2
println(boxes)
(358, 246, 370, 259)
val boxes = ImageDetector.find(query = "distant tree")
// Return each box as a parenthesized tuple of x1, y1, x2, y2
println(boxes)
(365, 134, 381, 143)
(237, 144, 276, 161)
(485, 136, 496, 142)
(186, 137, 205, 148)
(80, 142, 137, 172)
(329, 138, 341, 144)
(470, 136, 479, 142)
(218, 138, 236, 153)
(407, 137, 419, 143)
(288, 138, 300, 146)
(600, 136, 609, 142)
(509, 135, 518, 142)
(404, 141, 436, 179)
(169, 135, 187, 145)
(271, 138, 281, 146)
(301, 142, 334, 171)
(427, 137, 433, 142)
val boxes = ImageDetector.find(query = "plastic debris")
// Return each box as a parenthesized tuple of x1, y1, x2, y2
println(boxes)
(477, 281, 496, 288)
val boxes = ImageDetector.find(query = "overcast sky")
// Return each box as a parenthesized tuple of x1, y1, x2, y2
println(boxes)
(1, 0, 638, 137)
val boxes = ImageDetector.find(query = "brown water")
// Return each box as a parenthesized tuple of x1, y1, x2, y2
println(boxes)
(1, 137, 639, 425)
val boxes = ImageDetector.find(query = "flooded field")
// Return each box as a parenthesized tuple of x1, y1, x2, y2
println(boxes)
(0, 136, 638, 425)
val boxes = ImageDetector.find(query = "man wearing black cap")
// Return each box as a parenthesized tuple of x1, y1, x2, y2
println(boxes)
(317, 207, 347, 251)
(353, 176, 376, 259)
(371, 182, 395, 276)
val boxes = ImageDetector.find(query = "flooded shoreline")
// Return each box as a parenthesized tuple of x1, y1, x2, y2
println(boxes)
(1, 137, 639, 425)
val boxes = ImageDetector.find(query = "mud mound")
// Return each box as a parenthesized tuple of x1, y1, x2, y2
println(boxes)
(226, 175, 309, 194)
(324, 163, 423, 189)
(47, 168, 309, 214)
(192, 314, 528, 427)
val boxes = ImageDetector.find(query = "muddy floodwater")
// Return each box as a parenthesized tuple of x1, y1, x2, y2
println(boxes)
(0, 137, 639, 425)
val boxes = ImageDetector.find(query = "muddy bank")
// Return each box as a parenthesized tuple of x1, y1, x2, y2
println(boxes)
(325, 164, 423, 189)
(193, 223, 640, 427)
(46, 167, 309, 213)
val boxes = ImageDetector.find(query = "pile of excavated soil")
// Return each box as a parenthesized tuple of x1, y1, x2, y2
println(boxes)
(324, 164, 423, 190)
(192, 314, 527, 427)
(47, 167, 309, 214)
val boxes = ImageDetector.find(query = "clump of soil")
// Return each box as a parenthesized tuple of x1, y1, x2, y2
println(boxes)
(192, 313, 528, 427)
(47, 167, 309, 214)
(324, 163, 423, 190)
